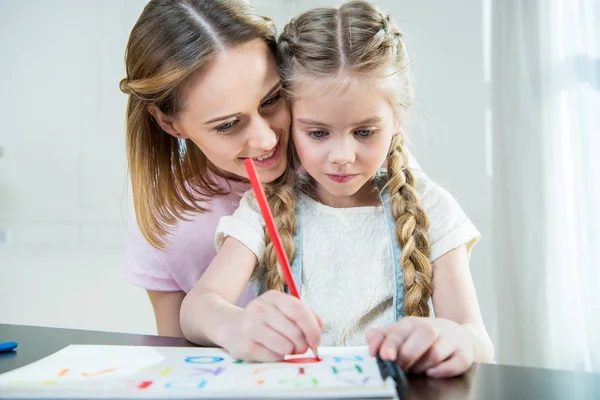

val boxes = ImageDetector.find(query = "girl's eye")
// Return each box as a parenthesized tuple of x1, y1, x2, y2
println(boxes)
(355, 129, 375, 137)
(261, 92, 282, 108)
(308, 130, 327, 139)
(215, 119, 238, 133)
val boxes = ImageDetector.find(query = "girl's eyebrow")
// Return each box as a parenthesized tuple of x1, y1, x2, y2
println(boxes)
(295, 118, 332, 128)
(296, 116, 382, 127)
(352, 116, 382, 125)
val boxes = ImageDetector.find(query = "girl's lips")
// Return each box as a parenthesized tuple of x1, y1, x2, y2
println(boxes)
(326, 174, 358, 183)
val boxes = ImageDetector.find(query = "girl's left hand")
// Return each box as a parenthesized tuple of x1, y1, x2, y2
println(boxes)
(366, 317, 475, 378)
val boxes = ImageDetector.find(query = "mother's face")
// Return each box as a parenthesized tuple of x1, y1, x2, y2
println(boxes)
(153, 39, 290, 183)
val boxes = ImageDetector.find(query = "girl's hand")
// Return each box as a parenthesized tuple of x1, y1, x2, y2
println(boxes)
(366, 317, 475, 378)
(224, 290, 322, 362)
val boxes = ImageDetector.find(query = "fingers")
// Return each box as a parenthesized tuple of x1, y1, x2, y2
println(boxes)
(377, 319, 416, 361)
(264, 305, 309, 355)
(268, 291, 322, 349)
(426, 351, 472, 378)
(315, 312, 323, 329)
(241, 291, 321, 361)
(241, 341, 283, 362)
(395, 323, 439, 370)
(410, 337, 455, 374)
(252, 324, 295, 357)
(366, 328, 387, 357)
(242, 299, 296, 358)
(369, 318, 446, 373)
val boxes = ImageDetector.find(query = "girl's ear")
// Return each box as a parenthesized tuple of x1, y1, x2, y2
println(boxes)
(147, 104, 187, 139)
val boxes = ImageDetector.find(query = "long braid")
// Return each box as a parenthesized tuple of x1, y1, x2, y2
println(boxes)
(387, 133, 432, 316)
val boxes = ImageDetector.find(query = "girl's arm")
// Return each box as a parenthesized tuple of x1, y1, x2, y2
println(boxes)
(180, 236, 258, 347)
(430, 245, 494, 362)
(180, 236, 322, 361)
(367, 245, 494, 378)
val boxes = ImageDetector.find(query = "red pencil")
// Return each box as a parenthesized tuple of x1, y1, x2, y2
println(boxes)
(243, 159, 300, 298)
(243, 159, 319, 359)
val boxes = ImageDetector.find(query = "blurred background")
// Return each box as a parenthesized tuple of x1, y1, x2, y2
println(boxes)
(0, 0, 598, 373)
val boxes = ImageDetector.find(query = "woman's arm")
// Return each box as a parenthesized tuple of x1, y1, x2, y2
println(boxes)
(146, 290, 186, 337)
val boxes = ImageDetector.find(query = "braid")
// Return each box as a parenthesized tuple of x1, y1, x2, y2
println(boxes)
(386, 133, 432, 316)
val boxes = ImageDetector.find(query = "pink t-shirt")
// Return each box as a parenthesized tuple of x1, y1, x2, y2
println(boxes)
(124, 177, 256, 307)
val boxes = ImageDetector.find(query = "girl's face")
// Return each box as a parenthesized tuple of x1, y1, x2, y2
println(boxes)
(153, 39, 290, 183)
(291, 78, 399, 207)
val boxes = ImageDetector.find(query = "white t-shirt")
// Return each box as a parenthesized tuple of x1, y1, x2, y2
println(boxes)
(215, 169, 480, 346)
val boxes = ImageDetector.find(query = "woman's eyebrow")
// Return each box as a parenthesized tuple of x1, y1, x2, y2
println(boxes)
(296, 118, 333, 128)
(203, 81, 281, 125)
(260, 81, 281, 103)
(204, 112, 242, 125)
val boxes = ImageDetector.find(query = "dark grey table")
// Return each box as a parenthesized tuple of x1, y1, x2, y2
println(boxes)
(1, 323, 599, 399)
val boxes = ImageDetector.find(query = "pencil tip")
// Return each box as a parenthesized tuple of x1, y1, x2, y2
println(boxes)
(311, 346, 320, 360)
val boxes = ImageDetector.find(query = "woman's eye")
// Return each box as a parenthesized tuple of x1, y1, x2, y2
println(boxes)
(215, 120, 237, 133)
(262, 93, 281, 108)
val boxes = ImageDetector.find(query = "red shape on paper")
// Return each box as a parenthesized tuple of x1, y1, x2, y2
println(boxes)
(284, 357, 322, 364)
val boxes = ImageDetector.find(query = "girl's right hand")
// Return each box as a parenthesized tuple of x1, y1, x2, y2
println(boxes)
(224, 290, 322, 362)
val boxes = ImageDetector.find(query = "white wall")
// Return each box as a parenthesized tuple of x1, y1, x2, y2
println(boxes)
(0, 0, 152, 334)
(0, 0, 495, 347)
(0, 0, 146, 247)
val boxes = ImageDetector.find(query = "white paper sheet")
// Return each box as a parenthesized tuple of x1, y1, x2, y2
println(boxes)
(0, 345, 396, 399)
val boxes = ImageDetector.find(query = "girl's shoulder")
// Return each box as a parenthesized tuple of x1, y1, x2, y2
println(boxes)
(378, 166, 445, 203)
(383, 166, 481, 261)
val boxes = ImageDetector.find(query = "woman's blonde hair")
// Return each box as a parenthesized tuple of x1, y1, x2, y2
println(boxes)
(259, 0, 432, 317)
(120, 0, 276, 249)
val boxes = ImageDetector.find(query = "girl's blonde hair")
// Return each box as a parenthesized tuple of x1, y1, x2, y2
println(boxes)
(120, 0, 276, 249)
(260, 0, 432, 317)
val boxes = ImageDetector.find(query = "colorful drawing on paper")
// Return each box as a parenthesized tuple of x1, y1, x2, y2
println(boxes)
(0, 345, 395, 398)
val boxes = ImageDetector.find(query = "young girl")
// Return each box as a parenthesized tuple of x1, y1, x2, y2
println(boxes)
(121, 0, 443, 338)
(180, 0, 493, 378)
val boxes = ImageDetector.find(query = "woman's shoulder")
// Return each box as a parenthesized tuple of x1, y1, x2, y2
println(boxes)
(129, 178, 250, 249)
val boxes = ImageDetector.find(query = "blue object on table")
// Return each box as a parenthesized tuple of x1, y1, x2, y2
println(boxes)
(0, 341, 18, 353)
